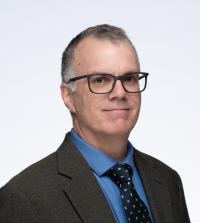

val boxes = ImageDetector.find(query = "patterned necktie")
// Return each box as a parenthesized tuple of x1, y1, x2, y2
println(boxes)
(106, 163, 152, 223)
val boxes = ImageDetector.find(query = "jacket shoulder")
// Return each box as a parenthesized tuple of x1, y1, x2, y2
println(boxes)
(0, 151, 59, 222)
(1, 151, 58, 195)
(134, 149, 180, 180)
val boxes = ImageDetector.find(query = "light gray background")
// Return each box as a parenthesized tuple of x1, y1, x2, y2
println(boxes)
(0, 0, 199, 222)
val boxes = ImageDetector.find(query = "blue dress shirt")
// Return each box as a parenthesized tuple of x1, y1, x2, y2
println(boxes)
(69, 129, 153, 223)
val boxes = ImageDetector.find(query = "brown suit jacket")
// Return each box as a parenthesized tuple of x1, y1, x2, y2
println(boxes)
(0, 134, 190, 222)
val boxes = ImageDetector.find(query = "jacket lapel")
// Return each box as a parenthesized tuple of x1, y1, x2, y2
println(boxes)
(134, 150, 174, 223)
(56, 135, 115, 223)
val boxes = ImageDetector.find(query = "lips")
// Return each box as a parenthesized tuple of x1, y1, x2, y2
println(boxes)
(102, 108, 129, 111)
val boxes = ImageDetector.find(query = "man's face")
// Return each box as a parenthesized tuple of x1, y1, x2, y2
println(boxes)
(62, 37, 141, 138)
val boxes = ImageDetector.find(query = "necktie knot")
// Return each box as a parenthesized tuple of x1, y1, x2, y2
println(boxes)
(106, 163, 133, 186)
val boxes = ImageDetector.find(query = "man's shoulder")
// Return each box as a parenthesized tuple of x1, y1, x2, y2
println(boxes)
(2, 151, 58, 192)
(0, 150, 61, 221)
(134, 149, 180, 180)
(1, 134, 72, 192)
(135, 149, 173, 168)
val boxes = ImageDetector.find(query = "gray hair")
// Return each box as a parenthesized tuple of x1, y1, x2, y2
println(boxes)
(61, 24, 139, 88)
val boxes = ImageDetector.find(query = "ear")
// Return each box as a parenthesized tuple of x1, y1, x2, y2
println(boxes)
(60, 83, 76, 114)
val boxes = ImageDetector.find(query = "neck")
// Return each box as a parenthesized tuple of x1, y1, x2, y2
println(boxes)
(73, 126, 129, 161)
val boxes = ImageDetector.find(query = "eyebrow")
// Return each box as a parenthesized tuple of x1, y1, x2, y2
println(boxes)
(90, 70, 140, 76)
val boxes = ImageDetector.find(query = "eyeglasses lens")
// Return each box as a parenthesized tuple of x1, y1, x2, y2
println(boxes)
(89, 73, 146, 93)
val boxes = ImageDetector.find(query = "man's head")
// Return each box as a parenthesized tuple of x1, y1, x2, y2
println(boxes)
(60, 24, 145, 142)
(61, 24, 140, 86)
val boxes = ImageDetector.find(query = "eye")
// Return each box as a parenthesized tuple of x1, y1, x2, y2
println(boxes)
(125, 76, 134, 82)
(91, 74, 112, 84)
(123, 74, 139, 82)
(95, 77, 104, 83)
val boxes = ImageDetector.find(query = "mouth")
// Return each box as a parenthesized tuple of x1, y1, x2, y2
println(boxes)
(102, 109, 130, 119)
(102, 108, 129, 112)
(103, 107, 129, 111)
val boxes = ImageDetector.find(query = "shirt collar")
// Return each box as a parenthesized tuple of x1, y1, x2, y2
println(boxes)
(69, 129, 136, 176)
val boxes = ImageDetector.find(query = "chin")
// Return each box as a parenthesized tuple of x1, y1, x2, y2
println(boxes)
(102, 123, 134, 137)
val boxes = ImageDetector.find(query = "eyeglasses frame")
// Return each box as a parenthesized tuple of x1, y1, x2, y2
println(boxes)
(66, 72, 149, 94)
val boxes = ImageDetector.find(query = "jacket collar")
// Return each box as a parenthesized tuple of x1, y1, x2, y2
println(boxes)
(134, 150, 173, 223)
(56, 133, 116, 223)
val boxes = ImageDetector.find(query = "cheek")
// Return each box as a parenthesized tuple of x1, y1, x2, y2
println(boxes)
(128, 96, 141, 119)
(73, 92, 100, 118)
(127, 92, 141, 109)
(132, 94, 141, 108)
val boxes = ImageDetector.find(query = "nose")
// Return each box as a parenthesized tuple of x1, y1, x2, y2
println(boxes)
(108, 79, 126, 100)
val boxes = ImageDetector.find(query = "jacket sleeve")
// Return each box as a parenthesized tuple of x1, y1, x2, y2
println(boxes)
(172, 171, 190, 223)
(0, 184, 39, 223)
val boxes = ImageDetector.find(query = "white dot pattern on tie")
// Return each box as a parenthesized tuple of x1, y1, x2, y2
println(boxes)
(106, 163, 152, 223)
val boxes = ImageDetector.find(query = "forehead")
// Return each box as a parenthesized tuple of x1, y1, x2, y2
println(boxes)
(73, 37, 139, 75)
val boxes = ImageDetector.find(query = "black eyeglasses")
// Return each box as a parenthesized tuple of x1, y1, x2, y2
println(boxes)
(66, 72, 149, 94)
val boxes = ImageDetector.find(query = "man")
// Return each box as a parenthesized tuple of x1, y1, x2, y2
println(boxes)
(0, 24, 190, 223)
